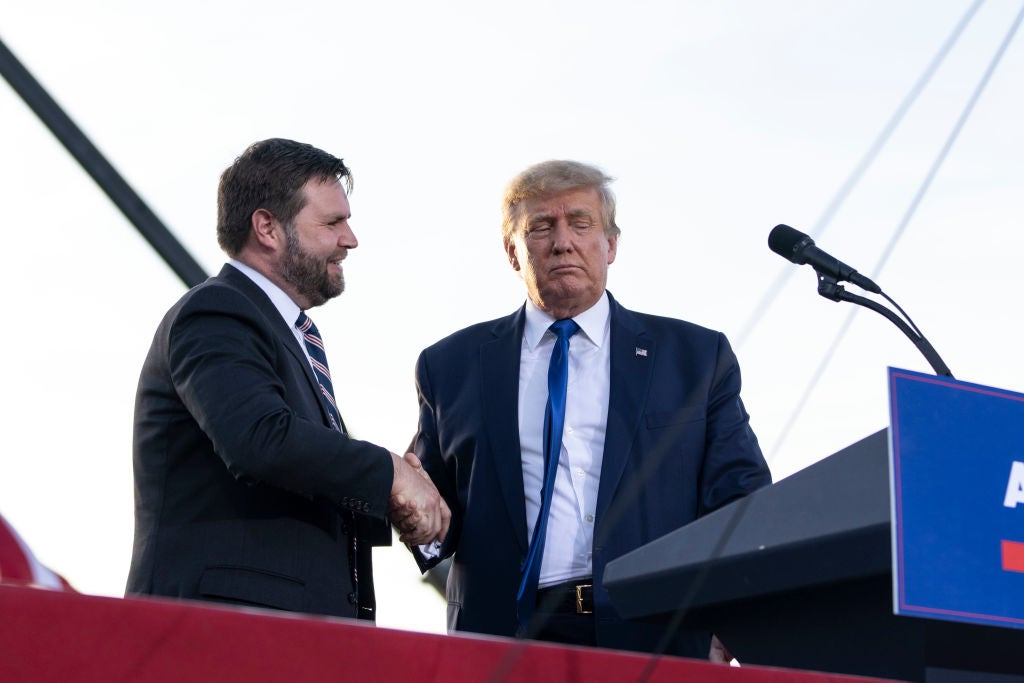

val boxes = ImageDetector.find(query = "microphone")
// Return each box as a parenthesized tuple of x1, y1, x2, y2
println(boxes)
(768, 224, 881, 294)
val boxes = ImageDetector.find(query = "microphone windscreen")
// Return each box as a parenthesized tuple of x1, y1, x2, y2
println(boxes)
(768, 224, 812, 264)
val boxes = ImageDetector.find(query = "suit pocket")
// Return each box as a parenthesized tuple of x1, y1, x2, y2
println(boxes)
(199, 564, 306, 612)
(645, 404, 706, 429)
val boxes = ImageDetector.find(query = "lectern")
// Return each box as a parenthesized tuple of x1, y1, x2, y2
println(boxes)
(603, 430, 1024, 682)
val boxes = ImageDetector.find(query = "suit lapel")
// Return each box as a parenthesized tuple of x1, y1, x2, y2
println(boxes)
(596, 295, 654, 520)
(220, 264, 337, 430)
(481, 307, 530, 553)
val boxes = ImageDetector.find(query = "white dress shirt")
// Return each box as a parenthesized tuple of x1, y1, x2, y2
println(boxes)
(520, 292, 610, 587)
(229, 260, 312, 368)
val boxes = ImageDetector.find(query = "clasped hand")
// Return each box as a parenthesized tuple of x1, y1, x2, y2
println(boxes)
(389, 452, 450, 545)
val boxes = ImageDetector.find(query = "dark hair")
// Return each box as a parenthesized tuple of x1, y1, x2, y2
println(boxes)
(216, 138, 352, 256)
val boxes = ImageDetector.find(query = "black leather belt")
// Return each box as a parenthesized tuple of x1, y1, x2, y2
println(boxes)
(536, 579, 594, 615)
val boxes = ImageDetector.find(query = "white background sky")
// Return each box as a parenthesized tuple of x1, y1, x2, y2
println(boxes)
(2, 1, 1022, 635)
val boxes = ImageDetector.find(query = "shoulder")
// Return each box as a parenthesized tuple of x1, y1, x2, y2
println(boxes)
(169, 266, 265, 313)
(629, 309, 720, 337)
(613, 298, 725, 344)
(160, 268, 277, 339)
(611, 299, 737, 369)
(421, 308, 522, 356)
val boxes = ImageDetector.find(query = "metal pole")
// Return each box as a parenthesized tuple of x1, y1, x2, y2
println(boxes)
(0, 36, 207, 288)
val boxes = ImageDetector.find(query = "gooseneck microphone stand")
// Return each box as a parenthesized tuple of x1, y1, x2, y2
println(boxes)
(815, 272, 954, 378)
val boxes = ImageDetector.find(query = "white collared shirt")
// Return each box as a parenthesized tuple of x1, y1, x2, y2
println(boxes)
(228, 260, 310, 364)
(520, 292, 610, 587)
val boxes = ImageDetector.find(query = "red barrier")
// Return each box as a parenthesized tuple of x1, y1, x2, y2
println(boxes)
(0, 584, 903, 682)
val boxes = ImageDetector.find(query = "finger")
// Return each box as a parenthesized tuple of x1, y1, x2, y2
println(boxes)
(400, 524, 432, 546)
(425, 501, 442, 538)
(404, 452, 423, 469)
(389, 495, 419, 513)
(437, 501, 452, 542)
(397, 515, 426, 542)
(389, 511, 419, 529)
(390, 504, 419, 521)
(708, 635, 733, 663)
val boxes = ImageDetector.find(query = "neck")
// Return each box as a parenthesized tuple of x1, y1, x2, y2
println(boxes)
(532, 292, 604, 321)
(234, 251, 311, 310)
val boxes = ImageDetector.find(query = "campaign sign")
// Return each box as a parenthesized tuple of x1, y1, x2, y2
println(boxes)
(889, 367, 1024, 629)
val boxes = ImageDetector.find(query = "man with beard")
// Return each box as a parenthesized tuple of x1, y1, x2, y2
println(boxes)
(128, 138, 448, 620)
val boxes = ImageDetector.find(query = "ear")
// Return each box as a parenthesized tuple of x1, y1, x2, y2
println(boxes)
(251, 208, 281, 250)
(606, 234, 618, 265)
(505, 237, 521, 271)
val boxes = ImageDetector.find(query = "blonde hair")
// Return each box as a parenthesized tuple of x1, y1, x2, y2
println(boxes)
(501, 160, 619, 243)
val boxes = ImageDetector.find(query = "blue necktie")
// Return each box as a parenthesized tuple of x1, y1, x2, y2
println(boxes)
(516, 318, 580, 635)
(295, 312, 342, 432)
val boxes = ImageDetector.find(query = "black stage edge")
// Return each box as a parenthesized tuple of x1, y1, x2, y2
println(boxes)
(604, 430, 1024, 682)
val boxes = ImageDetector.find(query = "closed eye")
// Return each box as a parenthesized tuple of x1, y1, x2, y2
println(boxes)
(526, 222, 552, 237)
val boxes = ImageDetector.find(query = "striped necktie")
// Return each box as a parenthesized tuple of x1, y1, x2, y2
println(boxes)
(516, 318, 580, 636)
(295, 311, 365, 614)
(295, 311, 342, 431)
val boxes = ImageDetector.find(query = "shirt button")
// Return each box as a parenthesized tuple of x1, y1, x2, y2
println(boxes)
(566, 426, 574, 434)
(586, 514, 594, 523)
(575, 468, 585, 477)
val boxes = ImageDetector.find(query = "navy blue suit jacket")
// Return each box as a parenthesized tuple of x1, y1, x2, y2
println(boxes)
(412, 293, 771, 656)
(128, 264, 393, 618)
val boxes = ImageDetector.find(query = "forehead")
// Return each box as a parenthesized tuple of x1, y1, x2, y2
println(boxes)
(300, 177, 350, 216)
(521, 187, 602, 222)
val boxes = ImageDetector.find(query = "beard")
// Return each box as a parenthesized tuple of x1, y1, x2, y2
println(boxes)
(280, 225, 345, 307)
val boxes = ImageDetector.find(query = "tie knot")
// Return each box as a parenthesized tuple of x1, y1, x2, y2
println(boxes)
(549, 319, 580, 341)
(295, 311, 316, 334)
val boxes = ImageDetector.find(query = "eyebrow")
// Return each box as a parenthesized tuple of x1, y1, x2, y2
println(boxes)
(527, 207, 595, 224)
(566, 208, 595, 221)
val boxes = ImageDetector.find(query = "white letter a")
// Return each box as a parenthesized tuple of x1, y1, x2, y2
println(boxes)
(1004, 461, 1024, 508)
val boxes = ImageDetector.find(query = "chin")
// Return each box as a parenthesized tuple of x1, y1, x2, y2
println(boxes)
(545, 282, 588, 300)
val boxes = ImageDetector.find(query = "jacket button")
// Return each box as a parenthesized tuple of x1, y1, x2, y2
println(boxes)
(347, 592, 356, 605)
(362, 502, 371, 512)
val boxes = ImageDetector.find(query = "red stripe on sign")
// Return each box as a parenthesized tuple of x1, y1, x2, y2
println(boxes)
(1002, 540, 1024, 572)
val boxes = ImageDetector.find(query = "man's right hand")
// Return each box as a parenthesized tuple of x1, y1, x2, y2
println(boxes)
(389, 452, 450, 545)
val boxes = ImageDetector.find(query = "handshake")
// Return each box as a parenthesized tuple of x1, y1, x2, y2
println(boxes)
(389, 452, 451, 546)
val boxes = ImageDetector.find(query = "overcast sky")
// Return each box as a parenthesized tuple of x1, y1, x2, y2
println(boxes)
(2, 0, 1022, 634)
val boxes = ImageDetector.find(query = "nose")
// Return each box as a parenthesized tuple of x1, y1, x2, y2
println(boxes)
(551, 221, 573, 253)
(338, 222, 358, 250)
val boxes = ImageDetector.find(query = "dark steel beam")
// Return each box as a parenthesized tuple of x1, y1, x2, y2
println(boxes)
(0, 36, 207, 288)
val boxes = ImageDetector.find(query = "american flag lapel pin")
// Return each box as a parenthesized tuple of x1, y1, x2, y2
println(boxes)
(635, 347, 648, 358)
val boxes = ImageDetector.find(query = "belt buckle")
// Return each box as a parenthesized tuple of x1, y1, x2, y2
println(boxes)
(575, 584, 593, 614)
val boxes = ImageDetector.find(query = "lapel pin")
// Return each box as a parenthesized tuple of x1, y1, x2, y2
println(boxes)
(635, 347, 648, 357)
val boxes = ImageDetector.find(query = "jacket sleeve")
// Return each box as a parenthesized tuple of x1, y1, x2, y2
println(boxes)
(408, 347, 463, 572)
(166, 284, 394, 519)
(698, 332, 772, 515)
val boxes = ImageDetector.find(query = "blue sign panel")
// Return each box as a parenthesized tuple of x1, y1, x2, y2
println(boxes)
(889, 367, 1024, 629)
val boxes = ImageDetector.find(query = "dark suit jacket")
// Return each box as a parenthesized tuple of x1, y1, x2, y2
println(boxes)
(128, 264, 393, 619)
(412, 292, 771, 656)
